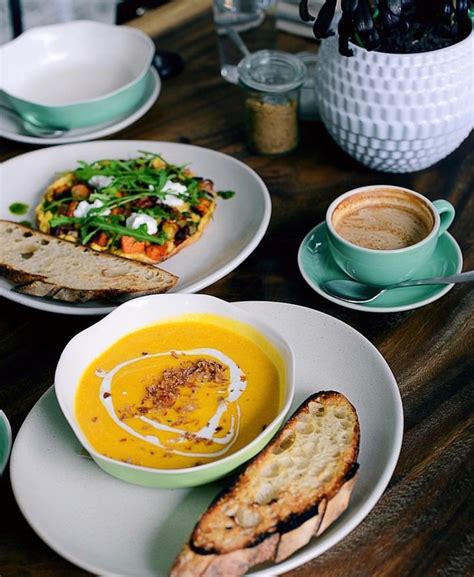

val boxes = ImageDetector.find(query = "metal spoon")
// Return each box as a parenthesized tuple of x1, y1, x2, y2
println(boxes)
(323, 271, 474, 304)
(0, 104, 67, 138)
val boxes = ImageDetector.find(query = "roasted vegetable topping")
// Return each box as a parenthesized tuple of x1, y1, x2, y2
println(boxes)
(36, 152, 236, 262)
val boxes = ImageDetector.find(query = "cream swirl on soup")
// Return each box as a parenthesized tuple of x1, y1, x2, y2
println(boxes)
(96, 349, 247, 458)
(75, 314, 284, 469)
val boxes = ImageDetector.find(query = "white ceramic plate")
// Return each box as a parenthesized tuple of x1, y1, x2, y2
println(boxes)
(0, 141, 271, 314)
(0, 67, 161, 145)
(10, 301, 403, 577)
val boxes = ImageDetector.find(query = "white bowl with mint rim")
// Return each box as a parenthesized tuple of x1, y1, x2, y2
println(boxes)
(54, 294, 295, 488)
(0, 21, 155, 131)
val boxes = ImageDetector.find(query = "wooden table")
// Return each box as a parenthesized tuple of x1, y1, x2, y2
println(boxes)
(1, 10, 473, 577)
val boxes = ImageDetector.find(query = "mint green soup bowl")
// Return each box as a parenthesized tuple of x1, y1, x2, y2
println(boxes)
(54, 295, 295, 488)
(0, 21, 154, 130)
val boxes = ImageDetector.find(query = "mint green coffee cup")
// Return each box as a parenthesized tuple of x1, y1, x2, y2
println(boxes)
(325, 185, 455, 287)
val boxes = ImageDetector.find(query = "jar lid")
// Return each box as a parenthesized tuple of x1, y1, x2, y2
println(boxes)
(297, 52, 318, 72)
(238, 50, 306, 93)
(296, 52, 318, 87)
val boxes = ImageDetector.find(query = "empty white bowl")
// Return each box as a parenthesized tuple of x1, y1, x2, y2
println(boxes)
(0, 21, 155, 129)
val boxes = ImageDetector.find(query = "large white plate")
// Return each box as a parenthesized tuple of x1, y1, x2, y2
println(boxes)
(0, 141, 271, 314)
(10, 301, 403, 577)
(0, 67, 161, 145)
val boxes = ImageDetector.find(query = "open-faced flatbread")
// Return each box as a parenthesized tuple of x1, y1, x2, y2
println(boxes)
(35, 153, 229, 264)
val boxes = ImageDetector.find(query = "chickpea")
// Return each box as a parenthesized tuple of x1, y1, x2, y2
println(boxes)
(152, 157, 166, 170)
(71, 184, 91, 200)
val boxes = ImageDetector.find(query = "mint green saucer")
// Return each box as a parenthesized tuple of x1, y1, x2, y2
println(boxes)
(298, 222, 463, 312)
(0, 410, 12, 475)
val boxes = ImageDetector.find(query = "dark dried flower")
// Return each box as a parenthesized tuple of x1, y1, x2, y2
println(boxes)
(301, 0, 472, 56)
(354, 0, 380, 50)
(313, 0, 338, 38)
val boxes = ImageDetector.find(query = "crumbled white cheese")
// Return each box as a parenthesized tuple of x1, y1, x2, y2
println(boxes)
(88, 175, 114, 189)
(162, 195, 185, 207)
(125, 212, 158, 235)
(73, 199, 111, 218)
(148, 184, 155, 191)
(163, 180, 187, 195)
(73, 200, 91, 218)
(160, 180, 187, 207)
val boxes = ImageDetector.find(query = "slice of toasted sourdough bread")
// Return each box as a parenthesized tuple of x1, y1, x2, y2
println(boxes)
(0, 220, 178, 302)
(171, 391, 360, 577)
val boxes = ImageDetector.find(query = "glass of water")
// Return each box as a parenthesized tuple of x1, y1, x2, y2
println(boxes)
(213, 0, 278, 84)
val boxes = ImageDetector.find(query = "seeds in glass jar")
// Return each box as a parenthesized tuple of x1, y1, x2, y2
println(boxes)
(245, 97, 298, 155)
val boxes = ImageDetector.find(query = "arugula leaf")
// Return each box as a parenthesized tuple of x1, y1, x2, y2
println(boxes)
(141, 206, 169, 220)
(42, 196, 73, 213)
(81, 226, 100, 245)
(49, 216, 82, 227)
(217, 190, 236, 199)
(88, 191, 112, 203)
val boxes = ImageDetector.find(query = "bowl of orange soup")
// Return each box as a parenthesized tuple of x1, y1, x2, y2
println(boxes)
(55, 295, 295, 488)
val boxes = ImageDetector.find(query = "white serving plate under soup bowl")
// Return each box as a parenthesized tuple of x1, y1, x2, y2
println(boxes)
(54, 294, 295, 488)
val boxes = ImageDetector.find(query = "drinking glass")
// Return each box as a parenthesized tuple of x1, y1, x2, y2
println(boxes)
(213, 0, 277, 84)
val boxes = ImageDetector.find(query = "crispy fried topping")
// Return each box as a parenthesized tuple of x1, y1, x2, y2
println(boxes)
(140, 358, 227, 413)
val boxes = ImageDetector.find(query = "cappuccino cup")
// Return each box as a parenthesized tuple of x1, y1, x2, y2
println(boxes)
(325, 185, 455, 286)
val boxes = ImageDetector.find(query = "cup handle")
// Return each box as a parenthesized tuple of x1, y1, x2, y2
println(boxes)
(432, 199, 455, 237)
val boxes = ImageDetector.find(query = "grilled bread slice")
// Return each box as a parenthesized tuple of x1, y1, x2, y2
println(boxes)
(171, 391, 360, 577)
(0, 220, 178, 302)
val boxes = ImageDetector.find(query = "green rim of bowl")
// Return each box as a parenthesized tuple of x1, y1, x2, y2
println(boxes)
(0, 411, 12, 475)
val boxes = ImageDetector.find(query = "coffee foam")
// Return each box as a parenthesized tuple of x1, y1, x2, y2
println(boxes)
(332, 189, 434, 251)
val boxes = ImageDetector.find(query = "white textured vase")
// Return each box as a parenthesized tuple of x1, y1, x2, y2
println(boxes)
(315, 30, 474, 172)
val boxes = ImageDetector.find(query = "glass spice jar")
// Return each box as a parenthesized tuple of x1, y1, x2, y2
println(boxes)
(237, 50, 306, 156)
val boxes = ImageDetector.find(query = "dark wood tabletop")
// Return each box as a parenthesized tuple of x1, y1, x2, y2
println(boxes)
(0, 10, 473, 577)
